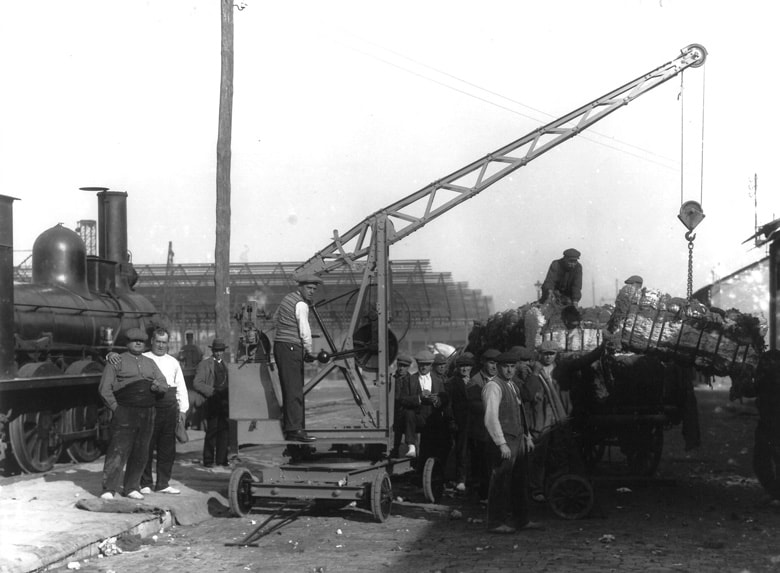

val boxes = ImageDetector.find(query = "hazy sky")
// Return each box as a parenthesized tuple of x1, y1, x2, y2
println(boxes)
(2, 0, 778, 312)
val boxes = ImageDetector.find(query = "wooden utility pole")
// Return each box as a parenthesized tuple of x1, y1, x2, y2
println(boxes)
(215, 0, 234, 357)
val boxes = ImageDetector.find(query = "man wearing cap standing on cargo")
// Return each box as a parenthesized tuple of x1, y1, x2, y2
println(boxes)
(98, 327, 168, 501)
(194, 338, 231, 467)
(539, 248, 583, 307)
(273, 274, 321, 443)
(607, 275, 644, 333)
(482, 348, 539, 533)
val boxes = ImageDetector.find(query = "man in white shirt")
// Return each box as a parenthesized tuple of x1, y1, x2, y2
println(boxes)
(140, 327, 188, 494)
(483, 348, 540, 534)
(394, 350, 449, 458)
(273, 274, 321, 443)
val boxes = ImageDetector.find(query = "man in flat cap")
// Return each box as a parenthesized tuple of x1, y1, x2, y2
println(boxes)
(99, 327, 168, 501)
(394, 349, 450, 459)
(194, 338, 231, 467)
(391, 353, 413, 456)
(526, 339, 604, 501)
(607, 274, 644, 333)
(445, 352, 475, 491)
(539, 248, 583, 307)
(482, 348, 539, 533)
(432, 353, 449, 389)
(273, 273, 322, 443)
(466, 348, 501, 502)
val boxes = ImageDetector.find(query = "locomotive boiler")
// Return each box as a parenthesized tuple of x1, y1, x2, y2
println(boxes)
(0, 188, 159, 473)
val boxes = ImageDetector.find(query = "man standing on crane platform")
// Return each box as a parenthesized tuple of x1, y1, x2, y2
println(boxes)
(273, 274, 322, 443)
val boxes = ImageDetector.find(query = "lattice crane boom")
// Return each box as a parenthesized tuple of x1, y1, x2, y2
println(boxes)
(296, 44, 706, 278)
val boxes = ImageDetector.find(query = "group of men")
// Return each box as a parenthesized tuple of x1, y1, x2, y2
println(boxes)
(98, 327, 232, 500)
(392, 336, 607, 533)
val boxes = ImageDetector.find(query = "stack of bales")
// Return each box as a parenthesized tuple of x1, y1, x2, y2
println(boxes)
(466, 301, 611, 358)
(613, 288, 765, 377)
(466, 287, 765, 378)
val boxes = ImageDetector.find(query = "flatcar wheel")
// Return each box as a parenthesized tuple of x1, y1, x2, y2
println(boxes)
(64, 405, 104, 463)
(9, 411, 64, 473)
(370, 471, 392, 523)
(228, 467, 256, 517)
(422, 457, 445, 504)
(547, 474, 594, 520)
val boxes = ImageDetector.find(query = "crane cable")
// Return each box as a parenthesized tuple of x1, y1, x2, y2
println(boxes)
(680, 67, 707, 299)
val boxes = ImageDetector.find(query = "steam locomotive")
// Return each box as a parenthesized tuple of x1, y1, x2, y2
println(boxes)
(0, 189, 159, 473)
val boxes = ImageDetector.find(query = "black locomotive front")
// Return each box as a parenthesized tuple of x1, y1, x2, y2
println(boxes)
(0, 189, 159, 473)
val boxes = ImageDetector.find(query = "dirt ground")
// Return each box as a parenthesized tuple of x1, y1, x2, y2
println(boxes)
(45, 387, 780, 573)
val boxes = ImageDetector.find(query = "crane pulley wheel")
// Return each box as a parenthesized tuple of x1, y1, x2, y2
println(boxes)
(681, 44, 707, 68)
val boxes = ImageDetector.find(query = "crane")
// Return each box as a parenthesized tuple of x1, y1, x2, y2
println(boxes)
(294, 44, 707, 441)
(227, 44, 708, 524)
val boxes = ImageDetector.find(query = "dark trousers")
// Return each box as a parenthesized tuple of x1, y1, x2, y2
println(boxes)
(468, 437, 491, 500)
(528, 430, 551, 494)
(397, 408, 426, 446)
(451, 421, 469, 483)
(274, 342, 305, 433)
(141, 403, 178, 490)
(102, 405, 154, 495)
(486, 435, 530, 530)
(203, 393, 230, 466)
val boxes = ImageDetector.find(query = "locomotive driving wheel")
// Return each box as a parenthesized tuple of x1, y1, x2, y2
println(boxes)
(9, 411, 64, 473)
(9, 362, 67, 473)
(64, 360, 106, 463)
(63, 405, 107, 463)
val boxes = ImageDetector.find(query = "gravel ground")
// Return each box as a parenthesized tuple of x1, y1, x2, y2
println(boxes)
(44, 387, 780, 573)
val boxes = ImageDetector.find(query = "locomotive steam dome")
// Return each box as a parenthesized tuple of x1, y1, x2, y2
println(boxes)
(32, 224, 90, 298)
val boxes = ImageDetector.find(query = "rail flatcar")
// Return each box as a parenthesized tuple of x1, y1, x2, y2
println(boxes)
(0, 188, 159, 473)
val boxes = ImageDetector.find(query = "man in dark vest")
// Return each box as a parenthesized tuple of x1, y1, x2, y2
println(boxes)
(98, 327, 168, 500)
(273, 274, 321, 442)
(482, 348, 540, 533)
(193, 338, 230, 467)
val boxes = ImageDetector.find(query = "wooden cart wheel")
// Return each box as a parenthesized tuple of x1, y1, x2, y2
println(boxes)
(626, 423, 664, 476)
(370, 471, 393, 523)
(547, 474, 594, 520)
(583, 439, 606, 471)
(228, 467, 256, 517)
(422, 456, 445, 504)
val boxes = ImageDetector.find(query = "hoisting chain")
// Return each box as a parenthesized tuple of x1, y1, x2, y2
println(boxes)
(686, 230, 695, 300)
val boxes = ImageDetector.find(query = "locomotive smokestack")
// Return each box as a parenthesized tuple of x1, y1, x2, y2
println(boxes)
(82, 187, 133, 293)
(0, 194, 19, 378)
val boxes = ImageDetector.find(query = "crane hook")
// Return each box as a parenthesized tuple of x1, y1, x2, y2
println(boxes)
(685, 230, 696, 242)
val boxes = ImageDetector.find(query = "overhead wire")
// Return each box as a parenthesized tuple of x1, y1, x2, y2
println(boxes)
(337, 33, 681, 171)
